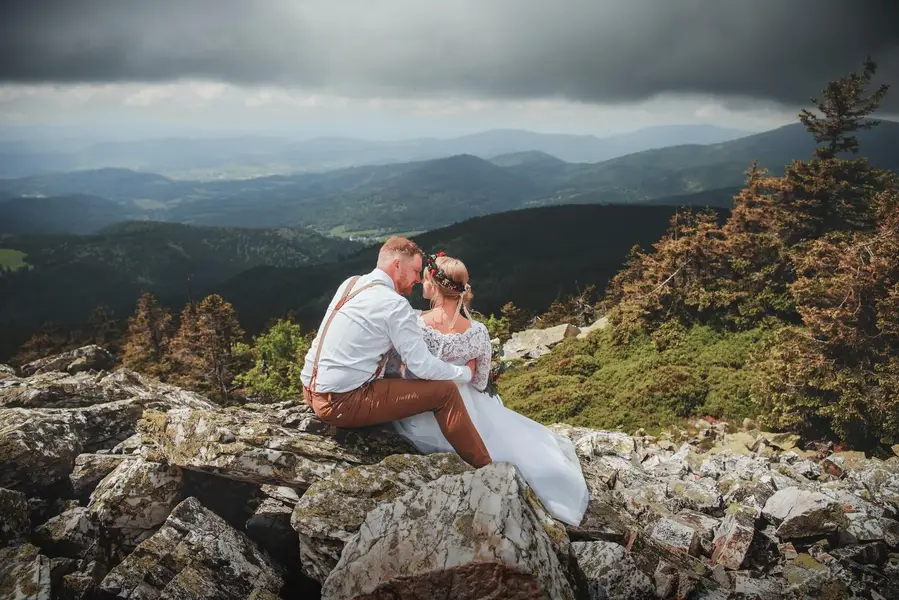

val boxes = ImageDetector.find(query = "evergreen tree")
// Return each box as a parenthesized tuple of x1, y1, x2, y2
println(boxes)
(233, 318, 313, 402)
(168, 294, 245, 403)
(121, 293, 173, 378)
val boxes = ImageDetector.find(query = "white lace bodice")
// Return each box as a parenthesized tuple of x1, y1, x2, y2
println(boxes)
(385, 314, 493, 391)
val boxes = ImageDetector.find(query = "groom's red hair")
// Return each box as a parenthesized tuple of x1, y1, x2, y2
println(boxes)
(379, 236, 422, 260)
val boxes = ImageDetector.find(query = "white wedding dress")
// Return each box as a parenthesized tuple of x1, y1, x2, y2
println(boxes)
(389, 314, 589, 526)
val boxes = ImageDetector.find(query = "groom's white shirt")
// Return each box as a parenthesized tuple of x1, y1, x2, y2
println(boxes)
(300, 268, 473, 393)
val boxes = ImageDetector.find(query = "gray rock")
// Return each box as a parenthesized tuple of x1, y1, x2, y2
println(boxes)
(572, 541, 655, 600)
(139, 406, 415, 490)
(549, 425, 637, 461)
(33, 507, 99, 560)
(0, 399, 146, 493)
(762, 487, 847, 539)
(711, 511, 756, 571)
(99, 497, 284, 600)
(69, 453, 133, 501)
(87, 458, 183, 548)
(503, 323, 580, 360)
(0, 364, 15, 377)
(20, 345, 113, 377)
(649, 517, 702, 556)
(0, 487, 29, 545)
(291, 452, 473, 583)
(320, 462, 576, 600)
(0, 543, 51, 600)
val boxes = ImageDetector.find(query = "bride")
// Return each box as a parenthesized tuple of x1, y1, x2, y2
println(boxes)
(388, 252, 589, 527)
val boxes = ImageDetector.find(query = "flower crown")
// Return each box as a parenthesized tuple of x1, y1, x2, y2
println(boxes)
(424, 251, 467, 294)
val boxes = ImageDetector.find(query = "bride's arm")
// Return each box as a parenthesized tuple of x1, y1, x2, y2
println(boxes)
(471, 325, 493, 392)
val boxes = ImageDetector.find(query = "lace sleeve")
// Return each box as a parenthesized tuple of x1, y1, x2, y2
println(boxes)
(471, 324, 493, 392)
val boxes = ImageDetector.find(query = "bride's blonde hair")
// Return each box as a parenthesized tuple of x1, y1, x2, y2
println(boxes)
(425, 255, 474, 312)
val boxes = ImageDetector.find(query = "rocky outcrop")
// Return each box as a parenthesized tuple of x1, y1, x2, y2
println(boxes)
(0, 369, 216, 493)
(320, 462, 577, 600)
(20, 345, 114, 377)
(99, 497, 284, 600)
(139, 405, 415, 489)
(2, 346, 899, 600)
(291, 452, 473, 582)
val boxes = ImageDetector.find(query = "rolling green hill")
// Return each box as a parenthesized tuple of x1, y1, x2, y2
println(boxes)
(213, 203, 729, 336)
(0, 222, 361, 358)
(0, 120, 895, 238)
(0, 194, 135, 234)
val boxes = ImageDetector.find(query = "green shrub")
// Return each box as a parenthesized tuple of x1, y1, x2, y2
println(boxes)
(233, 319, 313, 402)
(498, 324, 772, 434)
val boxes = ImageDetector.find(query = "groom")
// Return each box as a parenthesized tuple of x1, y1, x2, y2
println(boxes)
(300, 236, 492, 468)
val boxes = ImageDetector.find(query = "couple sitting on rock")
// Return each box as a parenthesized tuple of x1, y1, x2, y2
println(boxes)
(301, 236, 588, 526)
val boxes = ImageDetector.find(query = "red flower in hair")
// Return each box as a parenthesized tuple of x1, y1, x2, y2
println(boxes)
(436, 251, 445, 257)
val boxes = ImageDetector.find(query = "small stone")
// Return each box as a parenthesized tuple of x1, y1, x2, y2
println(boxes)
(571, 541, 655, 600)
(791, 460, 822, 480)
(649, 517, 702, 556)
(711, 511, 756, 571)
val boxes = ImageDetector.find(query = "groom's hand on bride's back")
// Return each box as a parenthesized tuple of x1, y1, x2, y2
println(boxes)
(467, 358, 477, 379)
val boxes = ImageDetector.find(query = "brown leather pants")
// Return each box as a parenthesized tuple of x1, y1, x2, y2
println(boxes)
(303, 378, 491, 468)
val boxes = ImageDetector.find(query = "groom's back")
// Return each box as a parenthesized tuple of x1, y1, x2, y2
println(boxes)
(298, 270, 403, 394)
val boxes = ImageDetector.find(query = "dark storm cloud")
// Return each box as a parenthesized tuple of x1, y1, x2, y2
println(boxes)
(1, 0, 897, 108)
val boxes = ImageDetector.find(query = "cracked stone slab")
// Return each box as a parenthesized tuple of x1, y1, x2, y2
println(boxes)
(99, 497, 284, 600)
(321, 462, 576, 600)
(139, 407, 416, 490)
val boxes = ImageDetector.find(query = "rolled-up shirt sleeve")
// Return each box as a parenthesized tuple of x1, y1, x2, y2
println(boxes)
(385, 300, 472, 384)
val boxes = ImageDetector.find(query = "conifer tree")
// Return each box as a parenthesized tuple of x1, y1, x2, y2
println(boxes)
(167, 294, 245, 402)
(121, 293, 172, 377)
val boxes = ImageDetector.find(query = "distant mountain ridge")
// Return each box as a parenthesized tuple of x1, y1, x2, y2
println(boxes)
(0, 120, 896, 236)
(0, 124, 753, 178)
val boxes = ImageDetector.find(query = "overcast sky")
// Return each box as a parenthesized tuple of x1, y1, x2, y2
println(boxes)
(1, 0, 897, 140)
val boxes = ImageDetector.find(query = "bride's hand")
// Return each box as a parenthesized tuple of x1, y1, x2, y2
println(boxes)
(467, 358, 477, 379)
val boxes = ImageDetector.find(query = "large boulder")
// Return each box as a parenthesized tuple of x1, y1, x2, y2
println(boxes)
(87, 457, 183, 548)
(0, 368, 217, 493)
(99, 497, 284, 600)
(139, 406, 415, 489)
(0, 368, 216, 410)
(762, 487, 847, 539)
(321, 462, 576, 600)
(0, 543, 51, 600)
(20, 345, 113, 377)
(33, 507, 100, 560)
(0, 399, 146, 493)
(291, 452, 473, 583)
(503, 323, 580, 361)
